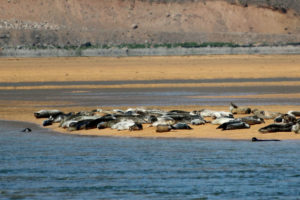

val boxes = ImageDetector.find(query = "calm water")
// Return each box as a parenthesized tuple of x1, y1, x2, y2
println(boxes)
(1, 120, 300, 200)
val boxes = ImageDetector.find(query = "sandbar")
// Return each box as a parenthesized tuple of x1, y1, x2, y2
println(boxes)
(0, 55, 300, 140)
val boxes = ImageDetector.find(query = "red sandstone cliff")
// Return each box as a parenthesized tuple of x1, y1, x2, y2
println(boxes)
(0, 0, 299, 47)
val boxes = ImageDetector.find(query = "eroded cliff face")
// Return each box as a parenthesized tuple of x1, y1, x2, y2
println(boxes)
(0, 0, 299, 47)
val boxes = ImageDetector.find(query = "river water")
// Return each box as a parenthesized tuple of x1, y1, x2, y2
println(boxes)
(1, 120, 300, 200)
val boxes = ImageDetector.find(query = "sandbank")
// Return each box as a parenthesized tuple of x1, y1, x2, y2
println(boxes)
(0, 55, 300, 140)
(1, 103, 300, 141)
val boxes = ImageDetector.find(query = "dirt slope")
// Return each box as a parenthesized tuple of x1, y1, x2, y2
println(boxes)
(0, 0, 299, 47)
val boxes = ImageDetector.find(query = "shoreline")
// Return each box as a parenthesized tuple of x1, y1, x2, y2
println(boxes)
(1, 46, 300, 57)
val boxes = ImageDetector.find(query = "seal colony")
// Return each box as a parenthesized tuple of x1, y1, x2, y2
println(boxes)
(34, 102, 300, 136)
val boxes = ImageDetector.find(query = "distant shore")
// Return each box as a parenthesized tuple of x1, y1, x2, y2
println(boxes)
(1, 46, 300, 57)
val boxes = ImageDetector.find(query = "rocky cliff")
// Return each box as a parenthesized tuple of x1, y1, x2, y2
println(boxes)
(0, 0, 299, 48)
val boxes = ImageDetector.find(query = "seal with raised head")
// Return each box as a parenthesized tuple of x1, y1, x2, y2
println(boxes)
(230, 102, 251, 114)
(21, 128, 32, 133)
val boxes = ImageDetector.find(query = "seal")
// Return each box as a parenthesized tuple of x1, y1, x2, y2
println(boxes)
(211, 118, 239, 125)
(129, 123, 143, 131)
(292, 123, 300, 134)
(230, 102, 251, 114)
(239, 116, 265, 125)
(111, 119, 139, 131)
(152, 116, 175, 127)
(258, 123, 293, 133)
(97, 122, 109, 129)
(21, 128, 32, 133)
(199, 109, 233, 119)
(217, 121, 250, 130)
(171, 123, 192, 130)
(191, 118, 206, 125)
(156, 124, 172, 132)
(34, 110, 63, 118)
(252, 109, 281, 119)
(274, 114, 297, 123)
(251, 137, 280, 142)
(287, 111, 300, 117)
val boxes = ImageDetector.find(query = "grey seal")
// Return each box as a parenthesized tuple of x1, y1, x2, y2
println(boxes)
(217, 121, 250, 130)
(230, 102, 251, 114)
(288, 111, 300, 117)
(252, 109, 281, 119)
(251, 137, 280, 142)
(239, 116, 265, 125)
(274, 114, 297, 124)
(34, 110, 63, 118)
(171, 123, 192, 130)
(21, 128, 32, 133)
(259, 123, 293, 133)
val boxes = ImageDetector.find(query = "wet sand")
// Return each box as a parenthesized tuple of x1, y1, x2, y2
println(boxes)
(1, 55, 300, 140)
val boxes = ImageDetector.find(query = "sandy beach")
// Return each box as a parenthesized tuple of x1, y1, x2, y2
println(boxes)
(1, 55, 300, 140)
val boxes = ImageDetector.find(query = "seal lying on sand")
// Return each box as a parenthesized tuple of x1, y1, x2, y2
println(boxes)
(292, 122, 300, 134)
(156, 124, 172, 132)
(274, 114, 297, 123)
(152, 116, 175, 127)
(230, 102, 251, 114)
(211, 118, 239, 125)
(34, 110, 64, 118)
(191, 118, 206, 125)
(217, 121, 250, 130)
(259, 123, 293, 133)
(288, 111, 300, 117)
(251, 137, 280, 142)
(171, 123, 192, 130)
(252, 109, 281, 119)
(199, 109, 233, 119)
(239, 116, 265, 125)
(111, 119, 143, 131)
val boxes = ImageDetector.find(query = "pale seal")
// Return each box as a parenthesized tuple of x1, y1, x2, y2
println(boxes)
(34, 110, 63, 118)
(156, 124, 172, 132)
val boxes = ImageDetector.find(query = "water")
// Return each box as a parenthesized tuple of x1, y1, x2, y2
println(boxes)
(1, 120, 300, 200)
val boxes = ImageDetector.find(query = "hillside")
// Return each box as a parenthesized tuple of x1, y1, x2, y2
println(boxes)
(0, 0, 300, 48)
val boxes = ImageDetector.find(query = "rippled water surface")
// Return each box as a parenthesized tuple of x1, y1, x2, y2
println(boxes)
(1, 120, 300, 200)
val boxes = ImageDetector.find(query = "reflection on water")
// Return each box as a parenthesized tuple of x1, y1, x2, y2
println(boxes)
(1, 121, 300, 199)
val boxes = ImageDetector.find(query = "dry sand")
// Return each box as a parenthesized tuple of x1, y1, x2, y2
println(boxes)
(1, 55, 300, 140)
(1, 55, 300, 83)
